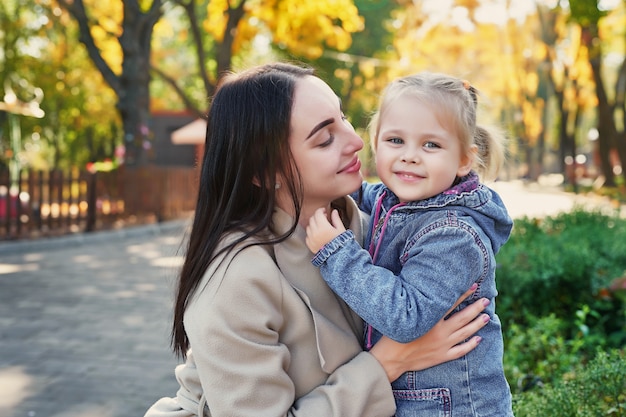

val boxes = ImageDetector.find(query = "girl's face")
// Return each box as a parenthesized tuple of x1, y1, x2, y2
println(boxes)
(375, 95, 473, 203)
(282, 75, 364, 221)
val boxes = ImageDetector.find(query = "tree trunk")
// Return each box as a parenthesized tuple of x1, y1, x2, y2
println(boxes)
(615, 56, 626, 183)
(215, 0, 247, 79)
(569, 106, 581, 192)
(117, 2, 159, 166)
(614, 131, 626, 183)
(583, 27, 617, 186)
(58, 0, 163, 167)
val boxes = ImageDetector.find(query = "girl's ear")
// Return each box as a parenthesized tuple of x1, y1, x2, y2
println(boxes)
(457, 144, 477, 177)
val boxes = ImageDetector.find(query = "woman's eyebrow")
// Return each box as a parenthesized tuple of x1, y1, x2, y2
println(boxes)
(306, 118, 334, 139)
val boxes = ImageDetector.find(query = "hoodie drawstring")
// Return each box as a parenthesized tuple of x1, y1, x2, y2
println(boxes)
(365, 192, 406, 349)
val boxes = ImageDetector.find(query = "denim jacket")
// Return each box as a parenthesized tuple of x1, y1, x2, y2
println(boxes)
(311, 172, 514, 416)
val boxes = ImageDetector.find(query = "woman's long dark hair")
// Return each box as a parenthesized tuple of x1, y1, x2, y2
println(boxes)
(172, 63, 314, 358)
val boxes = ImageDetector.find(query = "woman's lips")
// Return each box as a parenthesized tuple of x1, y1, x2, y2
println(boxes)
(340, 157, 361, 173)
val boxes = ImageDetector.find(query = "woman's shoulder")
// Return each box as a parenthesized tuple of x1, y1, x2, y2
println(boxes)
(184, 234, 288, 330)
(215, 233, 282, 281)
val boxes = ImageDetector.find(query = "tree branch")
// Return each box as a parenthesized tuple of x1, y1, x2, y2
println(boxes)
(216, 0, 247, 78)
(57, 0, 121, 94)
(150, 65, 205, 117)
(177, 0, 214, 98)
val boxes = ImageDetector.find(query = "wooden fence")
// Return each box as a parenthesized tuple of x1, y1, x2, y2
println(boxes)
(0, 166, 199, 241)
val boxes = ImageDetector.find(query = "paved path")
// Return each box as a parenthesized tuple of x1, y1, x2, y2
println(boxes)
(490, 179, 624, 220)
(0, 181, 622, 417)
(0, 220, 191, 417)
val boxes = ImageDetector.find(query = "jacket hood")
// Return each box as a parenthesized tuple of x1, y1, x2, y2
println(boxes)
(381, 172, 513, 253)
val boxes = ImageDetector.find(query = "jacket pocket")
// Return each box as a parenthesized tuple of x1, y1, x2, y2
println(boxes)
(392, 387, 451, 417)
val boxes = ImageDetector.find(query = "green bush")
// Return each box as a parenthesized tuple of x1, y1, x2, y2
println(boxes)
(496, 208, 626, 348)
(504, 314, 580, 392)
(495, 208, 626, 402)
(512, 349, 626, 417)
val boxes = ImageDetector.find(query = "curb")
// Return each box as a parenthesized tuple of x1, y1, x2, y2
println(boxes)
(0, 218, 192, 255)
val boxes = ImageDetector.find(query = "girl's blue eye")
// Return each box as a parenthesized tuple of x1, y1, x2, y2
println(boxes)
(424, 141, 441, 149)
(388, 137, 403, 144)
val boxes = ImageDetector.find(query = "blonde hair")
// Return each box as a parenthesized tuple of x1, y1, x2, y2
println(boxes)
(368, 72, 506, 181)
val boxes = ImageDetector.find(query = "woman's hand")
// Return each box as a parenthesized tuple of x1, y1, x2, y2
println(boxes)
(369, 284, 490, 381)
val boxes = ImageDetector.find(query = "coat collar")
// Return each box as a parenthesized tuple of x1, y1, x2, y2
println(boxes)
(272, 197, 367, 370)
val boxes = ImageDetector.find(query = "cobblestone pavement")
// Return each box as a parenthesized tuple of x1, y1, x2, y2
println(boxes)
(0, 180, 622, 417)
(0, 219, 191, 417)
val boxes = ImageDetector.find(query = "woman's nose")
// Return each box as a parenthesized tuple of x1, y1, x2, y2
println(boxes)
(346, 128, 364, 152)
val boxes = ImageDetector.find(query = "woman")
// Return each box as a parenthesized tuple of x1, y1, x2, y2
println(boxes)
(145, 62, 490, 417)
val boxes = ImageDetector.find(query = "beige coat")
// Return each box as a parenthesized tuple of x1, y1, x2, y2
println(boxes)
(144, 197, 396, 417)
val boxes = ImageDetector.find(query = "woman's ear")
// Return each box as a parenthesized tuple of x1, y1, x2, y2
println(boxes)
(274, 173, 285, 190)
(252, 175, 282, 190)
(457, 145, 477, 177)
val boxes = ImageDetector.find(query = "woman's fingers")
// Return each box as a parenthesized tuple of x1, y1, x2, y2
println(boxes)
(446, 299, 490, 342)
(446, 335, 484, 360)
(445, 283, 478, 317)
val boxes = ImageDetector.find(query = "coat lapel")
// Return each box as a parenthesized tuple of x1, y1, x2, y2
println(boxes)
(273, 198, 367, 372)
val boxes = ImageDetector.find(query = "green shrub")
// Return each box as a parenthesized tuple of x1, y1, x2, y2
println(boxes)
(504, 314, 580, 392)
(512, 349, 626, 417)
(496, 208, 626, 347)
(496, 208, 626, 402)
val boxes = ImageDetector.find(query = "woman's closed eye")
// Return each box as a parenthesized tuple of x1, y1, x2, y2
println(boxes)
(319, 134, 335, 148)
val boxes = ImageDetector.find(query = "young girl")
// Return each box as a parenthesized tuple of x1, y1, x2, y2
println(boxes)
(306, 72, 514, 416)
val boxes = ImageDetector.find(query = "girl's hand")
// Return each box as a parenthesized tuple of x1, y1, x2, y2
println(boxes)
(369, 285, 490, 381)
(305, 208, 346, 253)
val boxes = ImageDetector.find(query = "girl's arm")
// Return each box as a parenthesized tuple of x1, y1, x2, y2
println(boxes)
(370, 286, 490, 381)
(316, 227, 485, 342)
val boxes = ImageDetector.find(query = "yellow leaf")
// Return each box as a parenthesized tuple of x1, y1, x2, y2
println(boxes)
(205, 0, 229, 42)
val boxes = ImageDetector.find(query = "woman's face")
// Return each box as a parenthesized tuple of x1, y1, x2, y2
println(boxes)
(284, 75, 364, 214)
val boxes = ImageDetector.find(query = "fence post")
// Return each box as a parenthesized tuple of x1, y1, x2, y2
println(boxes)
(35, 170, 43, 230)
(16, 169, 23, 237)
(86, 172, 97, 232)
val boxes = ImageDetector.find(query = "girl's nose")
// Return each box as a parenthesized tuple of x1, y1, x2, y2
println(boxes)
(401, 148, 420, 164)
